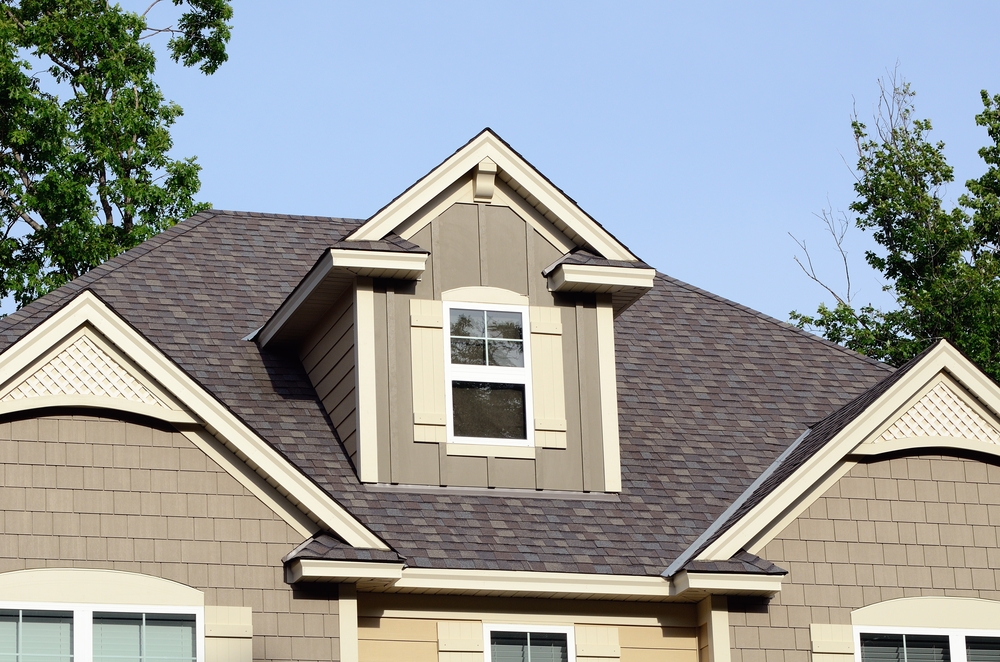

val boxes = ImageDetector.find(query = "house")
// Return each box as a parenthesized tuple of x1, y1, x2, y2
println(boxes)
(1, 129, 999, 662)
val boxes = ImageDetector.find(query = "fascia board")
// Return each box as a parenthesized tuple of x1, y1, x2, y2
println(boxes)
(548, 264, 656, 292)
(0, 290, 389, 551)
(285, 559, 404, 584)
(346, 132, 638, 262)
(257, 250, 427, 348)
(698, 341, 996, 561)
(670, 571, 782, 596)
(0, 395, 197, 424)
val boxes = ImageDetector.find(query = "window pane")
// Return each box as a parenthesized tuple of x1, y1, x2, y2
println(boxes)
(452, 339, 486, 365)
(490, 632, 527, 662)
(453, 382, 526, 439)
(0, 611, 17, 662)
(487, 312, 522, 340)
(451, 309, 485, 338)
(20, 612, 72, 662)
(93, 614, 141, 662)
(487, 340, 523, 367)
(968, 637, 1000, 662)
(906, 636, 950, 662)
(144, 616, 195, 662)
(528, 633, 568, 662)
(861, 634, 904, 662)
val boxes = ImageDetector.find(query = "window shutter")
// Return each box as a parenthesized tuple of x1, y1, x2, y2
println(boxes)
(530, 307, 567, 449)
(410, 299, 447, 442)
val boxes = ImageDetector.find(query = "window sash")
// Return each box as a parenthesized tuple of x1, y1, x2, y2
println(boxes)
(484, 625, 575, 662)
(857, 627, 1000, 662)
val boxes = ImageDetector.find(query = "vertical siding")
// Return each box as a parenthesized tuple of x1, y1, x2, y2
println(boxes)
(0, 414, 340, 662)
(729, 454, 1000, 662)
(300, 290, 357, 463)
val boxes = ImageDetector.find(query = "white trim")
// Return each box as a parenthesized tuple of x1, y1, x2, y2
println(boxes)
(0, 291, 387, 550)
(596, 298, 620, 492)
(0, 600, 205, 662)
(339, 584, 359, 662)
(483, 623, 576, 662)
(347, 130, 638, 262)
(852, 625, 1000, 662)
(354, 278, 380, 482)
(547, 264, 656, 293)
(443, 301, 535, 448)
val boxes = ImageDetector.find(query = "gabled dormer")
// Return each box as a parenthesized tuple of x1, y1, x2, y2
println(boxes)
(258, 130, 655, 492)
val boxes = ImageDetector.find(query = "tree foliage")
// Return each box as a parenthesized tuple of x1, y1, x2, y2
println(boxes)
(0, 0, 232, 309)
(791, 78, 1000, 380)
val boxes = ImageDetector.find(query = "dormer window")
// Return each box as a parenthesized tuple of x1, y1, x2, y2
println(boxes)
(444, 303, 534, 446)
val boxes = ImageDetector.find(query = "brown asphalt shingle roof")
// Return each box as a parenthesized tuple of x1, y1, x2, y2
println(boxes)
(0, 210, 892, 577)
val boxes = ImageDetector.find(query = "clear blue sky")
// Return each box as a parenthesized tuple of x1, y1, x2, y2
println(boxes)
(142, 0, 1000, 324)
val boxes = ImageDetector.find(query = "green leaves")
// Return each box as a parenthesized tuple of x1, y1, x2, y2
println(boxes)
(793, 80, 1000, 381)
(0, 0, 231, 310)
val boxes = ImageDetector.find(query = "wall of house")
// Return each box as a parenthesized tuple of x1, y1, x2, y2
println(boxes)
(300, 290, 357, 465)
(728, 453, 1000, 662)
(0, 412, 341, 662)
(355, 592, 699, 662)
(366, 202, 611, 491)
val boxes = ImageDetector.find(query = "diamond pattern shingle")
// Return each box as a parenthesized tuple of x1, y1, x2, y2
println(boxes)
(0, 210, 892, 577)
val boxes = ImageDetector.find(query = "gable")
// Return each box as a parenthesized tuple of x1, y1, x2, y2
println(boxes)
(0, 289, 387, 550)
(690, 340, 1000, 564)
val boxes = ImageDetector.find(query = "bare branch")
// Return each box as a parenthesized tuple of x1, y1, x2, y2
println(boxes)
(139, 26, 181, 39)
(790, 232, 848, 306)
(141, 0, 165, 17)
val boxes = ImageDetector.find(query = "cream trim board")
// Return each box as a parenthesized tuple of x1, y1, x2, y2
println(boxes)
(0, 290, 387, 550)
(596, 298, 621, 492)
(286, 560, 405, 584)
(547, 265, 656, 293)
(852, 597, 1000, 631)
(443, 286, 529, 306)
(348, 130, 635, 261)
(0, 568, 204, 606)
(483, 624, 576, 662)
(698, 341, 1000, 561)
(328, 248, 428, 275)
(697, 596, 730, 662)
(670, 571, 782, 595)
(354, 277, 380, 483)
(340, 584, 359, 662)
(851, 624, 1000, 662)
(0, 395, 196, 423)
(445, 443, 536, 459)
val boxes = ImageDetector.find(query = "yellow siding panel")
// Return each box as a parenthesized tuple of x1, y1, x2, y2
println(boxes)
(358, 639, 438, 662)
(358, 617, 437, 642)
(619, 627, 699, 650)
(621, 649, 699, 662)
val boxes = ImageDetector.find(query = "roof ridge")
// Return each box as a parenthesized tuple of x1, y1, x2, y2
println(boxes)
(654, 272, 893, 372)
(201, 208, 365, 224)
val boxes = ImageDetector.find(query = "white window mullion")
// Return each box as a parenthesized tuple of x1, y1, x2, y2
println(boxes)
(75, 609, 93, 662)
(952, 634, 968, 662)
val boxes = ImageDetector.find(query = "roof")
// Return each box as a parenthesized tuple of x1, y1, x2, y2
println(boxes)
(0, 209, 891, 577)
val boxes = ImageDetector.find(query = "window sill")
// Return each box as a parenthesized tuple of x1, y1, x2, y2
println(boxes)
(445, 443, 536, 459)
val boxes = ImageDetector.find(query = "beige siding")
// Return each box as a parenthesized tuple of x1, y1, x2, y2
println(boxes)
(300, 289, 357, 464)
(369, 202, 606, 490)
(729, 454, 1000, 662)
(0, 414, 340, 662)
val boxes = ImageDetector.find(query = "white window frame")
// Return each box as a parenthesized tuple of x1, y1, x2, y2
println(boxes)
(854, 625, 1000, 662)
(483, 623, 576, 662)
(0, 601, 205, 662)
(443, 301, 534, 447)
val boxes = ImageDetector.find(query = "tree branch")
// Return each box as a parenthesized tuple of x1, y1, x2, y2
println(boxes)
(141, 0, 165, 17)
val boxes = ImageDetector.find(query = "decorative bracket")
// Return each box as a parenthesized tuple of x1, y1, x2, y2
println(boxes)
(473, 157, 497, 203)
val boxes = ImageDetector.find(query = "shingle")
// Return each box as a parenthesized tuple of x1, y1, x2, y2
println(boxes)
(0, 209, 891, 577)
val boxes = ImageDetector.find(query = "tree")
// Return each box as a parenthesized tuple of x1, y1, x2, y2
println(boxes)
(790, 76, 1000, 380)
(0, 0, 232, 309)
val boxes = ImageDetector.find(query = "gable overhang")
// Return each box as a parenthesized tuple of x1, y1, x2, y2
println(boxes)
(284, 560, 782, 602)
(0, 289, 389, 550)
(546, 264, 656, 316)
(344, 129, 640, 263)
(691, 340, 1000, 564)
(257, 248, 428, 348)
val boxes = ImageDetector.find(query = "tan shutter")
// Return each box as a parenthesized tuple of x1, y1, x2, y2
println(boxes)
(410, 299, 447, 443)
(530, 306, 567, 449)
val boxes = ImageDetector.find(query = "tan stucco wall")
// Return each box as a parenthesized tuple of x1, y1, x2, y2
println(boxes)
(0, 413, 340, 662)
(368, 202, 610, 491)
(729, 453, 1000, 662)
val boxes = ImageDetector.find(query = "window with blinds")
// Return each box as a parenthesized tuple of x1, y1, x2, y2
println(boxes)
(489, 631, 569, 662)
(860, 633, 1000, 662)
(0, 609, 197, 662)
(0, 610, 73, 662)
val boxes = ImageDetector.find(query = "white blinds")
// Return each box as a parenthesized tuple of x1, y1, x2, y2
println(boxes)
(489, 631, 568, 662)
(93, 615, 194, 662)
(968, 637, 1000, 662)
(0, 611, 73, 662)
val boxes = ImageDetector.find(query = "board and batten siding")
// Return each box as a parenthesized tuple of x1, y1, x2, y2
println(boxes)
(356, 594, 700, 662)
(299, 289, 358, 464)
(0, 413, 341, 662)
(729, 454, 1000, 662)
(364, 202, 612, 491)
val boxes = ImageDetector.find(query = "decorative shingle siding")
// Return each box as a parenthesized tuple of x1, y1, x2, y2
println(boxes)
(729, 454, 1000, 662)
(0, 413, 340, 662)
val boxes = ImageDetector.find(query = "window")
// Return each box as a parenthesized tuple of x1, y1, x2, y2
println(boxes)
(0, 605, 201, 662)
(444, 302, 534, 446)
(484, 625, 574, 662)
(858, 629, 1000, 662)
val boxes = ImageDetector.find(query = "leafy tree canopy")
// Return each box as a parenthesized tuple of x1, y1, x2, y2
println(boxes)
(0, 0, 232, 309)
(791, 77, 1000, 380)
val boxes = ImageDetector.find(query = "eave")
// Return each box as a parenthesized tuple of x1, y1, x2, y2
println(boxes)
(546, 263, 656, 316)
